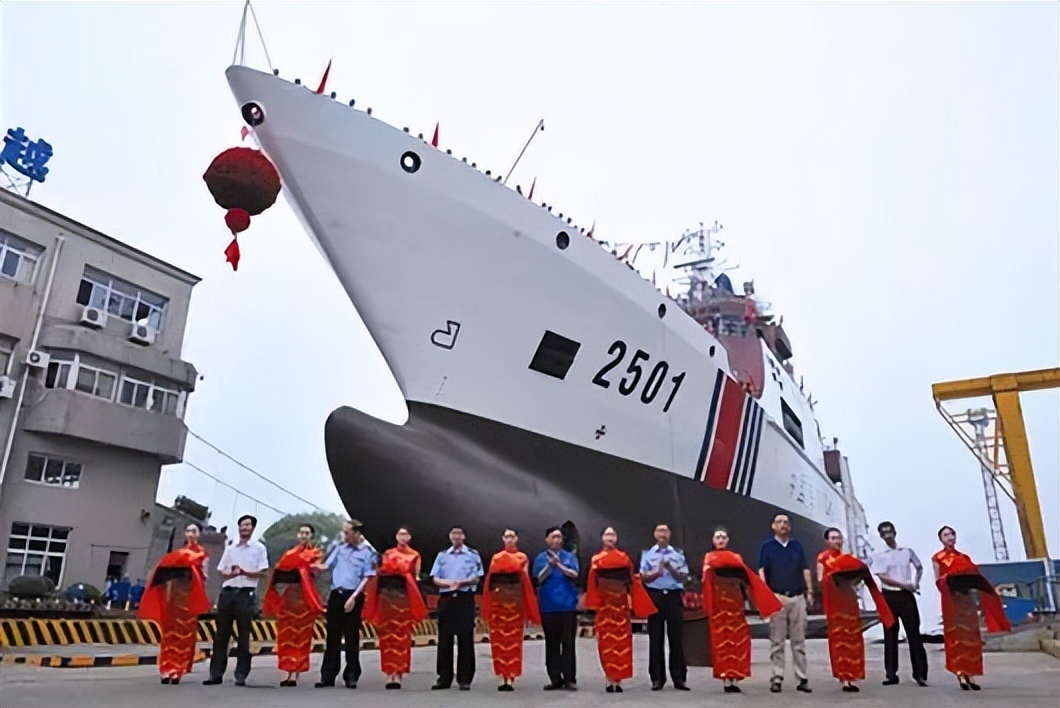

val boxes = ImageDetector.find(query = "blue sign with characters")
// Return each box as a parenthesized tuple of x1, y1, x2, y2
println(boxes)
(1, 127, 53, 183)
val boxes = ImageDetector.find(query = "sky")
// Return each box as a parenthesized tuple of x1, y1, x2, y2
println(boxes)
(2, 2, 1057, 617)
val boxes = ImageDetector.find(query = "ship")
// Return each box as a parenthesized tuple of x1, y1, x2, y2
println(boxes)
(224, 64, 871, 571)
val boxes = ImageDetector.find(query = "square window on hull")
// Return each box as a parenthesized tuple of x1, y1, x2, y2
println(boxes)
(528, 331, 582, 380)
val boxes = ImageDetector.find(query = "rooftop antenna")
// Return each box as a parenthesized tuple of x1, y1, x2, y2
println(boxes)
(232, 0, 274, 72)
(502, 119, 544, 186)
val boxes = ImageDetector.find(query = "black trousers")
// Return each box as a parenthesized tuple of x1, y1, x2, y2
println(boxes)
(436, 592, 476, 686)
(647, 589, 687, 685)
(209, 587, 256, 681)
(542, 611, 577, 687)
(882, 590, 928, 681)
(321, 590, 364, 684)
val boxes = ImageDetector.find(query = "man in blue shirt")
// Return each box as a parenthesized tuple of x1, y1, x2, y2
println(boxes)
(758, 512, 813, 694)
(316, 519, 377, 689)
(532, 526, 580, 691)
(429, 525, 483, 690)
(639, 524, 690, 691)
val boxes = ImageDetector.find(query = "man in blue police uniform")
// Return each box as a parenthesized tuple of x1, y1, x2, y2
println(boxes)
(315, 519, 377, 689)
(532, 526, 580, 691)
(640, 523, 690, 691)
(430, 525, 484, 690)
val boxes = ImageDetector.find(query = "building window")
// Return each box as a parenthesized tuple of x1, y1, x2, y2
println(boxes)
(74, 363, 117, 400)
(24, 453, 82, 489)
(4, 523, 69, 587)
(118, 375, 180, 415)
(0, 344, 12, 376)
(0, 231, 43, 285)
(76, 266, 167, 331)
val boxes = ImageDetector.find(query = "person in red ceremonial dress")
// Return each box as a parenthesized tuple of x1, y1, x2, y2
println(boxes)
(585, 526, 657, 693)
(482, 529, 541, 691)
(816, 528, 895, 693)
(701, 526, 782, 693)
(262, 523, 325, 687)
(932, 525, 1011, 691)
(362, 526, 427, 689)
(139, 522, 212, 685)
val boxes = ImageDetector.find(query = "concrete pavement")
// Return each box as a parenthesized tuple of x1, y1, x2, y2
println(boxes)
(1, 637, 1057, 707)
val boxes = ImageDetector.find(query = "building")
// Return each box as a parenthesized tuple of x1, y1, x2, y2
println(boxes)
(0, 189, 199, 593)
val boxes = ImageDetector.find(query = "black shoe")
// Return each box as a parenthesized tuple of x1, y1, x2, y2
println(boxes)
(882, 677, 899, 686)
(724, 684, 738, 693)
(161, 678, 170, 685)
(606, 685, 615, 693)
(314, 681, 334, 688)
(563, 682, 578, 691)
(614, 685, 623, 693)
(385, 682, 401, 689)
(171, 678, 180, 685)
(797, 680, 812, 693)
(770, 678, 782, 693)
(960, 680, 971, 691)
(674, 682, 690, 691)
(202, 677, 222, 686)
(458, 684, 471, 691)
(916, 678, 929, 687)
(651, 682, 664, 691)
(544, 683, 562, 691)
(968, 680, 981, 691)
(498, 684, 514, 692)
(431, 683, 451, 690)
(842, 684, 860, 693)
(279, 681, 290, 687)
(345, 681, 357, 689)
(286, 681, 297, 688)
(235, 679, 246, 687)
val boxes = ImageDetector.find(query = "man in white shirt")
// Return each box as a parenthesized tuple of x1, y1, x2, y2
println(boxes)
(869, 521, 928, 687)
(204, 514, 270, 686)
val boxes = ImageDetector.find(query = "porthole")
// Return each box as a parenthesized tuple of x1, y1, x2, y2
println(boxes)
(658, 304, 666, 318)
(709, 345, 716, 357)
(241, 102, 265, 127)
(556, 231, 570, 250)
(400, 151, 421, 174)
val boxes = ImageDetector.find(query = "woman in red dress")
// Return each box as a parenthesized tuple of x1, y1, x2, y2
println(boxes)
(139, 522, 212, 685)
(362, 526, 426, 689)
(702, 526, 782, 693)
(482, 528, 541, 691)
(932, 525, 1010, 691)
(262, 523, 325, 687)
(585, 526, 657, 693)
(816, 527, 894, 693)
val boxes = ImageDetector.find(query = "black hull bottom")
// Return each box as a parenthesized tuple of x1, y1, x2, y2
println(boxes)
(325, 403, 829, 574)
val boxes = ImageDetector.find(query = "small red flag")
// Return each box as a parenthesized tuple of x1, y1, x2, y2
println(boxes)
(527, 177, 536, 201)
(431, 123, 439, 148)
(240, 126, 250, 141)
(224, 238, 241, 271)
(315, 58, 332, 95)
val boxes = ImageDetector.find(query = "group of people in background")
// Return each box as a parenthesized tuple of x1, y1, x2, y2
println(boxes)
(137, 511, 1012, 693)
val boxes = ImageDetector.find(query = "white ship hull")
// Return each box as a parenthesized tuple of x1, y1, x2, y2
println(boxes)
(225, 66, 850, 555)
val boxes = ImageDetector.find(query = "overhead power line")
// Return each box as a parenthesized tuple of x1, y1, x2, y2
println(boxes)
(185, 427, 326, 512)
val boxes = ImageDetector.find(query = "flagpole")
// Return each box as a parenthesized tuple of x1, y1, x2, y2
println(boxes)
(502, 119, 544, 186)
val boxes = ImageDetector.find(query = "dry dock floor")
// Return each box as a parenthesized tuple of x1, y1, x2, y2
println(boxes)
(2, 636, 1057, 707)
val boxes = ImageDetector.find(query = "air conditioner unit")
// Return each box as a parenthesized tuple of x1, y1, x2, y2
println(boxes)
(128, 323, 156, 346)
(79, 305, 107, 329)
(0, 375, 16, 399)
(25, 350, 50, 369)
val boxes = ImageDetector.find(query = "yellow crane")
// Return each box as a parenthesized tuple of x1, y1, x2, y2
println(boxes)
(932, 367, 1058, 560)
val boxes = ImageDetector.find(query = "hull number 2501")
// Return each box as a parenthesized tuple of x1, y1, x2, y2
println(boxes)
(591, 340, 686, 413)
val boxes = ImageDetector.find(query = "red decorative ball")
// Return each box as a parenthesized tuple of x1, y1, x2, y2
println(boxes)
(224, 208, 251, 235)
(203, 147, 281, 216)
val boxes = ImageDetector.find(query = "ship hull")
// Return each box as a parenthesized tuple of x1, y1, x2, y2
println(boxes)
(326, 401, 830, 568)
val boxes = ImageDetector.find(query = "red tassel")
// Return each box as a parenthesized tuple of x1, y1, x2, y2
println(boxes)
(224, 238, 241, 271)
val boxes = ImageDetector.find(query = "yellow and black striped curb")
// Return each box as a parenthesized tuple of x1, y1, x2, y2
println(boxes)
(0, 616, 583, 649)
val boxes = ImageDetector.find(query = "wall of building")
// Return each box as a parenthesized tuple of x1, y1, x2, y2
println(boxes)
(0, 191, 200, 593)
